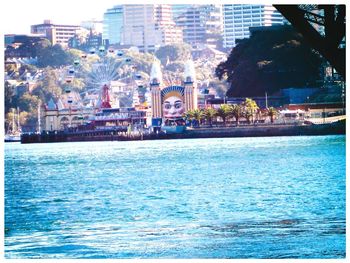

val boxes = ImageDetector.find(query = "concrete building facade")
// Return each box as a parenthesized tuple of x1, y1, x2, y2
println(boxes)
(31, 20, 81, 47)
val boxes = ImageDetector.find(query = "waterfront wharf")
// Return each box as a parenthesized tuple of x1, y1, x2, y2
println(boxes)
(20, 120, 345, 144)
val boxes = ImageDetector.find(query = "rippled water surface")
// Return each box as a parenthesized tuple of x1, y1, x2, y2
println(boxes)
(5, 136, 346, 258)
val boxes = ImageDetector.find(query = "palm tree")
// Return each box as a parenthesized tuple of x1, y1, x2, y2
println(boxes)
(229, 104, 242, 126)
(242, 98, 259, 124)
(192, 109, 204, 127)
(267, 107, 278, 123)
(203, 108, 217, 127)
(183, 110, 194, 126)
(216, 104, 231, 126)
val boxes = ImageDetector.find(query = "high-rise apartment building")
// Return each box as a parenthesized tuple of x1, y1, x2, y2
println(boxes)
(121, 5, 183, 52)
(176, 5, 222, 49)
(31, 20, 81, 47)
(103, 5, 123, 45)
(223, 4, 285, 48)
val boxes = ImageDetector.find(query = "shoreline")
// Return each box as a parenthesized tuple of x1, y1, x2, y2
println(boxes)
(20, 120, 345, 144)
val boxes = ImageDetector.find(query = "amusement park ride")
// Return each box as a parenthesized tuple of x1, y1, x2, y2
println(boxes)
(100, 84, 112, 108)
(62, 46, 145, 111)
(29, 45, 152, 133)
(40, 45, 198, 134)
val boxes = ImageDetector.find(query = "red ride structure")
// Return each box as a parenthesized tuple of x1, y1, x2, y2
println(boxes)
(100, 84, 112, 108)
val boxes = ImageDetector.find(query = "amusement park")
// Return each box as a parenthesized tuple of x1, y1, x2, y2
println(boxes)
(17, 44, 204, 143)
(13, 43, 345, 143)
(4, 4, 346, 143)
(4, 4, 346, 260)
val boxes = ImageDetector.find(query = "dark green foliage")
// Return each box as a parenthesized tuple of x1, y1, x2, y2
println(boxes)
(31, 68, 62, 102)
(165, 61, 185, 72)
(37, 44, 74, 68)
(5, 81, 17, 110)
(155, 43, 192, 64)
(18, 92, 40, 113)
(216, 25, 323, 97)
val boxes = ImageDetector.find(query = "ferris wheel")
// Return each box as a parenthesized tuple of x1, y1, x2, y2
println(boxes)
(62, 46, 146, 109)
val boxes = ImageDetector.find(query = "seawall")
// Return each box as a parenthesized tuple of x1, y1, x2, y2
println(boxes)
(21, 120, 345, 144)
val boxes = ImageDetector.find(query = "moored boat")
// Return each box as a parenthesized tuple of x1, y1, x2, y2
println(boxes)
(5, 133, 21, 142)
(5, 108, 21, 142)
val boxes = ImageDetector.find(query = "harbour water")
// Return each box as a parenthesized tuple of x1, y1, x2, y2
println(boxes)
(4, 135, 346, 258)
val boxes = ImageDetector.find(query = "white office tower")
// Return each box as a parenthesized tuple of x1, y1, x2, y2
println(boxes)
(223, 4, 285, 48)
(121, 5, 183, 53)
(103, 5, 124, 45)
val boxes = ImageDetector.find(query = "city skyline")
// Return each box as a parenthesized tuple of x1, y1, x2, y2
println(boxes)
(2, 0, 228, 34)
(2, 0, 119, 34)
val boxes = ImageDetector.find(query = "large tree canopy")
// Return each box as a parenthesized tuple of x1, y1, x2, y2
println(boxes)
(155, 43, 192, 65)
(37, 44, 74, 68)
(216, 25, 323, 97)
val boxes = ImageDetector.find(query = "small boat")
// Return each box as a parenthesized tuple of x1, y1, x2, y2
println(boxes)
(5, 108, 21, 142)
(5, 133, 21, 142)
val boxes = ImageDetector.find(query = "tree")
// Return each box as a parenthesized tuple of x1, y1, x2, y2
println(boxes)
(37, 44, 73, 68)
(125, 50, 155, 76)
(32, 68, 62, 102)
(165, 61, 185, 72)
(191, 109, 204, 127)
(242, 98, 259, 124)
(267, 107, 278, 123)
(17, 93, 41, 130)
(5, 81, 17, 111)
(229, 104, 242, 126)
(5, 110, 29, 132)
(183, 110, 193, 121)
(183, 110, 195, 127)
(18, 92, 40, 113)
(155, 43, 192, 65)
(216, 25, 323, 97)
(203, 108, 217, 127)
(5, 109, 17, 133)
(33, 38, 51, 53)
(216, 104, 231, 126)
